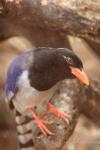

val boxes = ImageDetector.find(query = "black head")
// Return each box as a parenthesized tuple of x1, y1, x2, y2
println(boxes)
(29, 47, 89, 91)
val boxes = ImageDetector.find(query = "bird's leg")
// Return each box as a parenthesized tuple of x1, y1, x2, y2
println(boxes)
(42, 102, 70, 124)
(28, 108, 54, 135)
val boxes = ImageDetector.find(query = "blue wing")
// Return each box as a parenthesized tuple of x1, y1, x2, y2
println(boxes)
(5, 50, 33, 102)
(6, 61, 23, 101)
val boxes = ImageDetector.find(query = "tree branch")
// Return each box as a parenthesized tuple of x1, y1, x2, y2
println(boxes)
(0, 0, 100, 43)
(28, 79, 100, 150)
(78, 80, 100, 126)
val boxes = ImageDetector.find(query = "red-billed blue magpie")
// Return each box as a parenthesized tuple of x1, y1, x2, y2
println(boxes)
(5, 47, 89, 150)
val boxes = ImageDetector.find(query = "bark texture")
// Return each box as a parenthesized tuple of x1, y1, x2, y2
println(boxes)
(17, 79, 100, 150)
(0, 0, 100, 43)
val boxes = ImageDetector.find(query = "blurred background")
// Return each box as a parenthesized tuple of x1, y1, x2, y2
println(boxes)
(0, 34, 100, 150)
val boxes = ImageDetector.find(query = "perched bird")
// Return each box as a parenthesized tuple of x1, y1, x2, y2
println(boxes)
(5, 47, 89, 149)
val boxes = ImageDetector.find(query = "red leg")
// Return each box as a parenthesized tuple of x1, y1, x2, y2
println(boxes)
(28, 108, 54, 135)
(47, 102, 70, 124)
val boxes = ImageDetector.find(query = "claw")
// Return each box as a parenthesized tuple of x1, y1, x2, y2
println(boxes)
(42, 120, 53, 125)
(48, 102, 70, 124)
(28, 108, 54, 135)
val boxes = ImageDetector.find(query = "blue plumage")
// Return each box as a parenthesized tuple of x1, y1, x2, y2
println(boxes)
(6, 50, 33, 101)
(6, 62, 23, 98)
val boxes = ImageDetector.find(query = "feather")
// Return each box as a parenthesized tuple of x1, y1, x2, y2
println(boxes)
(5, 50, 33, 101)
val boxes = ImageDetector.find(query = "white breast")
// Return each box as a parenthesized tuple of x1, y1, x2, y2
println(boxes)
(13, 70, 59, 115)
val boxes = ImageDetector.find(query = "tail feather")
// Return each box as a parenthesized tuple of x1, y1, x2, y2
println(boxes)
(16, 111, 34, 150)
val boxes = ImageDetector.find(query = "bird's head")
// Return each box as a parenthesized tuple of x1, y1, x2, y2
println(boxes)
(59, 48, 89, 86)
(30, 47, 89, 91)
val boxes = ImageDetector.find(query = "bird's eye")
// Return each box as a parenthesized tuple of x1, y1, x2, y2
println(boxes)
(63, 55, 73, 65)
(66, 57, 73, 65)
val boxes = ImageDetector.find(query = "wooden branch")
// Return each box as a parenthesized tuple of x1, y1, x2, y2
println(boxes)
(0, 0, 100, 43)
(27, 79, 100, 150)
(78, 80, 100, 126)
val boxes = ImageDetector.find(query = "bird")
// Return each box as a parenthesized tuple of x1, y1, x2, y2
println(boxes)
(5, 47, 89, 150)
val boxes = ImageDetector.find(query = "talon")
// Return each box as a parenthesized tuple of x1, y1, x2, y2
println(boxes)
(28, 108, 54, 135)
(42, 120, 53, 125)
(48, 102, 70, 124)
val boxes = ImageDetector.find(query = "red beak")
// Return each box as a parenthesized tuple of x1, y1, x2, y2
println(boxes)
(70, 67, 89, 86)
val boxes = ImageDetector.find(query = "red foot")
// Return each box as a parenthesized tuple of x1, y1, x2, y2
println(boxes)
(45, 102, 70, 124)
(28, 108, 54, 135)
